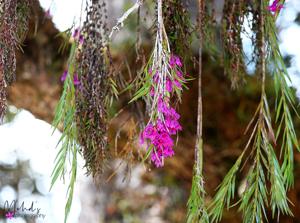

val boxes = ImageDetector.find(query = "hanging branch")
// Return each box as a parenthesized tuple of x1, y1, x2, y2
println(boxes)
(51, 31, 82, 223)
(187, 0, 209, 222)
(0, 0, 30, 120)
(130, 0, 188, 167)
(109, 0, 144, 39)
(75, 0, 112, 177)
(209, 1, 295, 222)
(264, 0, 300, 190)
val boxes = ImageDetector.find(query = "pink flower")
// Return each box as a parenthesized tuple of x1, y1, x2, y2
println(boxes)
(165, 107, 180, 120)
(176, 70, 183, 79)
(268, 0, 283, 13)
(45, 9, 52, 19)
(163, 146, 174, 157)
(170, 55, 183, 68)
(165, 118, 182, 135)
(79, 35, 84, 45)
(166, 78, 173, 92)
(142, 124, 157, 140)
(174, 55, 182, 67)
(150, 86, 155, 97)
(73, 28, 80, 38)
(174, 79, 182, 89)
(151, 152, 163, 167)
(60, 70, 68, 82)
(73, 74, 80, 86)
(153, 131, 174, 148)
(158, 98, 168, 114)
(156, 119, 167, 132)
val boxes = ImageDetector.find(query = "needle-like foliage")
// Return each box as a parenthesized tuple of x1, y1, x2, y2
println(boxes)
(51, 33, 80, 223)
(209, 1, 298, 222)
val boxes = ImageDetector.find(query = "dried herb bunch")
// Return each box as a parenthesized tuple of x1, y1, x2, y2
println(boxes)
(76, 0, 112, 177)
(221, 0, 248, 88)
(0, 0, 30, 120)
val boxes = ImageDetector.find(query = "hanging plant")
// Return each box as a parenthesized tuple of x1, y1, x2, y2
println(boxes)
(0, 0, 30, 120)
(130, 0, 188, 167)
(75, 0, 115, 177)
(209, 1, 299, 222)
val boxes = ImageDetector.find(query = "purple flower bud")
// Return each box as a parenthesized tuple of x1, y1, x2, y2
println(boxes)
(45, 9, 52, 19)
(176, 70, 183, 79)
(150, 86, 155, 97)
(73, 28, 80, 38)
(174, 55, 182, 67)
(174, 79, 182, 89)
(166, 78, 173, 92)
(79, 35, 84, 45)
(169, 55, 176, 68)
(268, 0, 283, 13)
(60, 70, 68, 82)
(73, 74, 80, 86)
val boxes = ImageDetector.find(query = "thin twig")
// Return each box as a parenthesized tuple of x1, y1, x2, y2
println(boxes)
(109, 0, 144, 39)
(195, 0, 204, 182)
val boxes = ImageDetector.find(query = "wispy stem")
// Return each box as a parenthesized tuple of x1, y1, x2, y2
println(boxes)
(186, 1, 209, 222)
(195, 0, 204, 177)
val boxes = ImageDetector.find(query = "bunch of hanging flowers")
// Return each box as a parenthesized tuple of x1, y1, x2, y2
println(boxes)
(140, 54, 186, 167)
(134, 0, 188, 167)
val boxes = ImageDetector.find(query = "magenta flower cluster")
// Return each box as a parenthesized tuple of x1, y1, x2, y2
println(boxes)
(141, 54, 185, 167)
(140, 100, 182, 167)
(268, 0, 283, 13)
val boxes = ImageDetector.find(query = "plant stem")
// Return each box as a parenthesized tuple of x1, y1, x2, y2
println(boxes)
(195, 0, 204, 181)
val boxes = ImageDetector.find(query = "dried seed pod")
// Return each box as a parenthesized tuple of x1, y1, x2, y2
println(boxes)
(222, 0, 247, 88)
(76, 0, 111, 177)
(0, 0, 30, 120)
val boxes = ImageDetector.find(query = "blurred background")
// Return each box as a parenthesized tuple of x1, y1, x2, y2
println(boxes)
(1, 0, 300, 222)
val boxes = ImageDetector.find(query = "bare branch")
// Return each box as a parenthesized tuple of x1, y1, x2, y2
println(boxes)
(109, 0, 144, 39)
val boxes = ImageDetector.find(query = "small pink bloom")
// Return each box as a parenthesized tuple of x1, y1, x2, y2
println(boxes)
(73, 74, 80, 86)
(176, 70, 183, 78)
(73, 28, 80, 38)
(169, 55, 176, 68)
(45, 9, 52, 19)
(174, 55, 182, 67)
(151, 152, 163, 167)
(158, 98, 169, 114)
(174, 79, 182, 89)
(148, 68, 153, 74)
(165, 118, 182, 135)
(150, 86, 155, 97)
(60, 70, 68, 82)
(142, 124, 157, 141)
(268, 0, 283, 13)
(166, 78, 173, 92)
(156, 119, 167, 132)
(166, 107, 180, 120)
(79, 35, 84, 45)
